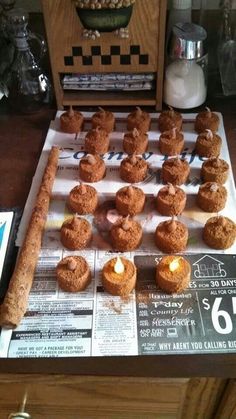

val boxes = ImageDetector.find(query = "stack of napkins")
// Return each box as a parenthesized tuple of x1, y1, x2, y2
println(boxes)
(62, 72, 155, 91)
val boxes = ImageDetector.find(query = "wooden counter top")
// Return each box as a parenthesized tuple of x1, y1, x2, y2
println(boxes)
(0, 99, 236, 378)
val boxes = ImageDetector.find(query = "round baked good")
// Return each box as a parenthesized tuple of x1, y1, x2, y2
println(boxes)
(60, 215, 92, 250)
(159, 128, 184, 156)
(197, 182, 227, 212)
(110, 217, 143, 251)
(120, 154, 148, 183)
(60, 106, 84, 133)
(156, 184, 186, 216)
(156, 255, 191, 294)
(195, 129, 222, 158)
(127, 107, 151, 133)
(195, 108, 220, 133)
(158, 108, 182, 132)
(56, 256, 91, 292)
(162, 158, 190, 185)
(102, 256, 137, 296)
(91, 107, 115, 133)
(203, 216, 236, 249)
(123, 128, 148, 154)
(155, 219, 188, 253)
(201, 158, 229, 184)
(79, 154, 106, 182)
(85, 126, 110, 154)
(68, 183, 98, 214)
(115, 185, 145, 216)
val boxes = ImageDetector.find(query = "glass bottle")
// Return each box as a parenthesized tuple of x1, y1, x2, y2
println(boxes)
(0, 0, 16, 99)
(6, 8, 51, 113)
(217, 1, 236, 96)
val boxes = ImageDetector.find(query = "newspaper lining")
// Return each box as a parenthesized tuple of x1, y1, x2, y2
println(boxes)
(1, 112, 236, 358)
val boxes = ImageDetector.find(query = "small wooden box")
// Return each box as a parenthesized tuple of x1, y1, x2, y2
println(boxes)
(41, 0, 167, 109)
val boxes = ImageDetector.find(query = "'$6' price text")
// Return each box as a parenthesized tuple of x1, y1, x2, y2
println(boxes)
(202, 297, 236, 334)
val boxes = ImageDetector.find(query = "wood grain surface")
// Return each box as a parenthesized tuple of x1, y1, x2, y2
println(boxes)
(181, 378, 228, 419)
(0, 106, 56, 208)
(0, 374, 188, 418)
(42, 0, 160, 73)
(215, 379, 236, 419)
(0, 374, 232, 418)
(41, 0, 167, 109)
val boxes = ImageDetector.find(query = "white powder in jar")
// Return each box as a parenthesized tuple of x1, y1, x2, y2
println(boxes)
(163, 60, 206, 109)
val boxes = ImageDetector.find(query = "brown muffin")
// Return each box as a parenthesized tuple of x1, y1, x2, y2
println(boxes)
(155, 219, 188, 253)
(56, 256, 91, 292)
(120, 154, 148, 183)
(159, 128, 184, 156)
(203, 216, 236, 249)
(68, 183, 98, 214)
(162, 158, 190, 185)
(156, 184, 186, 216)
(60, 106, 84, 133)
(85, 126, 110, 154)
(123, 128, 148, 154)
(91, 107, 115, 133)
(115, 185, 145, 216)
(197, 182, 227, 212)
(195, 129, 222, 158)
(156, 255, 191, 294)
(102, 256, 137, 296)
(127, 107, 151, 133)
(110, 216, 143, 251)
(201, 158, 229, 184)
(158, 108, 182, 132)
(195, 108, 220, 133)
(60, 215, 92, 250)
(79, 154, 106, 183)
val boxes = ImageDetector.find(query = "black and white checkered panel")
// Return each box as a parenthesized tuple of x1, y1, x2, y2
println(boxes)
(64, 45, 149, 66)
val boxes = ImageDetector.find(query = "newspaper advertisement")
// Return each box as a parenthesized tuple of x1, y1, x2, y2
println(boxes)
(0, 112, 236, 358)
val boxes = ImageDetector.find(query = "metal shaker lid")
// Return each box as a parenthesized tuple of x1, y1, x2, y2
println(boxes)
(169, 22, 207, 60)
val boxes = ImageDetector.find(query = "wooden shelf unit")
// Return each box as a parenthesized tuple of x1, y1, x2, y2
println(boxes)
(63, 89, 157, 107)
(41, 0, 167, 110)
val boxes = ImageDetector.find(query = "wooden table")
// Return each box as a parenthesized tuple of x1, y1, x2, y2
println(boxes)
(0, 99, 236, 418)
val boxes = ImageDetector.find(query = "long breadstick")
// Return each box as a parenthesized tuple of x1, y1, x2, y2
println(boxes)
(0, 146, 60, 328)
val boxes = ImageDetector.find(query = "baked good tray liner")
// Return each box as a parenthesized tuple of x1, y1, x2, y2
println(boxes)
(1, 111, 236, 358)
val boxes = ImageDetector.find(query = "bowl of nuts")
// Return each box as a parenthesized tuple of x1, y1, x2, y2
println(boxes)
(73, 0, 135, 32)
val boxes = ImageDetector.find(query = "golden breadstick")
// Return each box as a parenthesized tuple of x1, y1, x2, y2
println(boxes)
(0, 146, 60, 328)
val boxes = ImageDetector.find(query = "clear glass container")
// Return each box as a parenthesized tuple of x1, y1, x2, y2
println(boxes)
(6, 8, 51, 113)
(164, 55, 208, 109)
(0, 0, 16, 99)
(166, 0, 192, 52)
(164, 22, 208, 109)
(217, 1, 236, 96)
